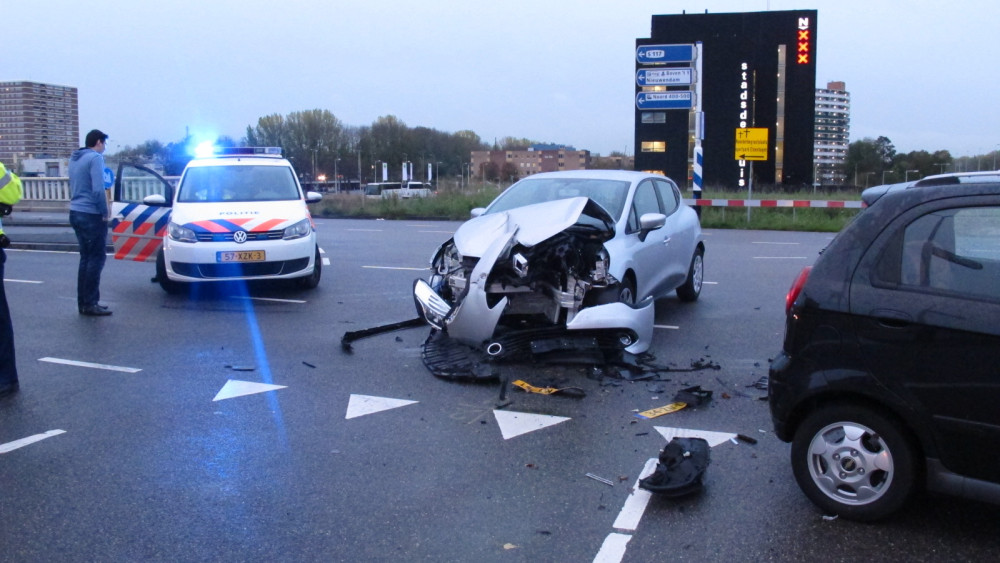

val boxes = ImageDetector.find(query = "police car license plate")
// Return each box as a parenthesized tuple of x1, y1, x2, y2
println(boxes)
(218, 250, 266, 262)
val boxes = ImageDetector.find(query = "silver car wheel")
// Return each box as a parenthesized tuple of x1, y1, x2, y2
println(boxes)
(690, 253, 704, 293)
(806, 421, 894, 506)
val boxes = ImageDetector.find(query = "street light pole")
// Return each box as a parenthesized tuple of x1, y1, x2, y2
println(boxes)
(334, 158, 340, 193)
(905, 169, 918, 182)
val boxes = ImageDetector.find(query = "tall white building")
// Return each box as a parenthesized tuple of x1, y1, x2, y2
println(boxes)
(814, 81, 850, 185)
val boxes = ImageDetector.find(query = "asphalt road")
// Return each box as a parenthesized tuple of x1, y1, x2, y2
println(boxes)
(1, 218, 999, 562)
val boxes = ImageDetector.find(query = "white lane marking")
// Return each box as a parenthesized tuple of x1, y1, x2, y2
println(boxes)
(653, 426, 738, 447)
(4, 278, 43, 284)
(362, 265, 427, 271)
(346, 228, 383, 232)
(345, 394, 418, 419)
(232, 296, 306, 304)
(753, 256, 809, 259)
(704, 281, 718, 284)
(593, 533, 633, 563)
(213, 380, 287, 401)
(322, 257, 331, 266)
(493, 410, 570, 440)
(5, 249, 76, 255)
(612, 457, 659, 531)
(419, 230, 455, 234)
(39, 357, 141, 373)
(0, 430, 67, 454)
(654, 325, 679, 330)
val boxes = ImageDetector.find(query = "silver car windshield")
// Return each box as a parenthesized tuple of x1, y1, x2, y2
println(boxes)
(178, 165, 301, 202)
(486, 178, 631, 219)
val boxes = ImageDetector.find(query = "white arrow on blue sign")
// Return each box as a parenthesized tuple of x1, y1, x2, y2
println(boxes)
(636, 91, 694, 110)
(636, 44, 695, 64)
(636, 68, 693, 86)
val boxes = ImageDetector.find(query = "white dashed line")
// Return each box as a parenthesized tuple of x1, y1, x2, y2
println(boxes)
(362, 265, 427, 271)
(38, 357, 142, 373)
(0, 430, 67, 454)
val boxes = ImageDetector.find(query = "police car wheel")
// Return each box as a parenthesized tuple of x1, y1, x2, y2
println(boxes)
(297, 246, 322, 289)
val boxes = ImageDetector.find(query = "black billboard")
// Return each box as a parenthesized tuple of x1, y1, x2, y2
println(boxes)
(635, 10, 817, 191)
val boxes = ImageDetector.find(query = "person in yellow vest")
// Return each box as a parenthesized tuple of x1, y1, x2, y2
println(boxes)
(0, 161, 23, 396)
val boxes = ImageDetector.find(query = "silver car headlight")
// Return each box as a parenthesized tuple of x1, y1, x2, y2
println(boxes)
(168, 221, 197, 243)
(282, 218, 313, 240)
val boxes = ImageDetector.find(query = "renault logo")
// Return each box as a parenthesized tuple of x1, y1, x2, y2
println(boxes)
(233, 230, 248, 244)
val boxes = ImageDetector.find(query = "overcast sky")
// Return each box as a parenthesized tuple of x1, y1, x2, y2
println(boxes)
(6, 0, 998, 159)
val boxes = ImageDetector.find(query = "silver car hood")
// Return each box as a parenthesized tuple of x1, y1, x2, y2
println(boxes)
(452, 196, 613, 258)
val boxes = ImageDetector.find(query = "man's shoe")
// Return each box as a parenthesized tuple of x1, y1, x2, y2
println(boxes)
(0, 382, 19, 397)
(79, 305, 112, 316)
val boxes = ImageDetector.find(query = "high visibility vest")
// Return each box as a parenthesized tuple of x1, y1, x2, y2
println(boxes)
(0, 163, 22, 235)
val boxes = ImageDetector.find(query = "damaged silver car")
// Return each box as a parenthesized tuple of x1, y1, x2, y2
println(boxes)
(413, 170, 704, 366)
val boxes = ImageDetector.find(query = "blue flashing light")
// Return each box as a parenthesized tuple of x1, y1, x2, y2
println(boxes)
(193, 141, 217, 159)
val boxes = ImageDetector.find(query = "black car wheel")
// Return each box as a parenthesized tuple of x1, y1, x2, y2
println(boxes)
(156, 249, 186, 295)
(676, 247, 703, 302)
(791, 404, 917, 521)
(297, 246, 322, 289)
(617, 276, 636, 306)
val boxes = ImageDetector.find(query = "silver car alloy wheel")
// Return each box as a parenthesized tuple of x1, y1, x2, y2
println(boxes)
(806, 421, 894, 506)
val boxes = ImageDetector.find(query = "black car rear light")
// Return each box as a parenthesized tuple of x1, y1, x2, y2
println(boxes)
(785, 266, 812, 315)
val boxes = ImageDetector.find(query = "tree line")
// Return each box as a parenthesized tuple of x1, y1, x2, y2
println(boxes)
(843, 136, 997, 187)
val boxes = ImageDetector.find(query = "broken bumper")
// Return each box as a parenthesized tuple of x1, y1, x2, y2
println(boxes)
(412, 278, 655, 354)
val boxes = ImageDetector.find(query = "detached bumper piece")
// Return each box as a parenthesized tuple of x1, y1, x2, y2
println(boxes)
(421, 330, 498, 380)
(638, 437, 710, 497)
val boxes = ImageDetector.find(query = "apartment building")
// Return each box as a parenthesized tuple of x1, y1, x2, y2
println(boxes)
(0, 81, 80, 166)
(470, 144, 591, 181)
(814, 81, 851, 184)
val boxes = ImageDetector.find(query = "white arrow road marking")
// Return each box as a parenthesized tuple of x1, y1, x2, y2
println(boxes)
(39, 357, 141, 373)
(345, 394, 418, 419)
(493, 410, 571, 440)
(213, 380, 287, 402)
(0, 430, 66, 454)
(653, 426, 738, 447)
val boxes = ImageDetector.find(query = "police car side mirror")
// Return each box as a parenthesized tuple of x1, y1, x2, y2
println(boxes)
(305, 191, 323, 204)
(143, 194, 168, 206)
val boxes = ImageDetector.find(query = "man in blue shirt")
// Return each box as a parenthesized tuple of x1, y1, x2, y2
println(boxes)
(69, 129, 112, 316)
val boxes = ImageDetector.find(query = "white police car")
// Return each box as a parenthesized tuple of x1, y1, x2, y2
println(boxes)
(110, 147, 323, 293)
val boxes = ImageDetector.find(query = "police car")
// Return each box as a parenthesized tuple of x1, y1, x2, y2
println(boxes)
(110, 147, 323, 293)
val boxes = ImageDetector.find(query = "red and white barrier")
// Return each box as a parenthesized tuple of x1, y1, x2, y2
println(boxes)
(684, 198, 864, 209)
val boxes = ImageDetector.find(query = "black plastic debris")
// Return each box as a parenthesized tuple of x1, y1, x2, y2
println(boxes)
(673, 385, 713, 408)
(747, 375, 769, 390)
(340, 317, 427, 352)
(639, 437, 710, 497)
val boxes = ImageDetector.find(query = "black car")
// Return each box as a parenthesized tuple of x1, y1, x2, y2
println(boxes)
(769, 181, 1000, 521)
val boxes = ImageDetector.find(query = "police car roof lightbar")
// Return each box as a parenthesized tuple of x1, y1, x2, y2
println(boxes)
(214, 146, 283, 156)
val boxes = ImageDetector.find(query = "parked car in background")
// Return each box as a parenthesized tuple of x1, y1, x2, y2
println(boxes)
(770, 180, 1000, 520)
(413, 170, 704, 358)
(861, 170, 1000, 206)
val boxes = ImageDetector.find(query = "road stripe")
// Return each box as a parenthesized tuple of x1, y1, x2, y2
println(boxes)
(38, 357, 142, 373)
(654, 324, 679, 330)
(0, 430, 67, 454)
(362, 265, 427, 271)
(232, 296, 306, 304)
(612, 457, 659, 531)
(3, 278, 43, 284)
(593, 533, 632, 563)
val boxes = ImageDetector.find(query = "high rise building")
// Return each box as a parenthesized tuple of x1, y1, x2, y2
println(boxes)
(814, 81, 851, 185)
(0, 81, 79, 166)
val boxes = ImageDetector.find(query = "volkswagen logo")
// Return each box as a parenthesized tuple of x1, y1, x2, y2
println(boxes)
(233, 230, 248, 244)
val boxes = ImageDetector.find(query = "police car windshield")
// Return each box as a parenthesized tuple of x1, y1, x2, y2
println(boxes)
(178, 165, 301, 203)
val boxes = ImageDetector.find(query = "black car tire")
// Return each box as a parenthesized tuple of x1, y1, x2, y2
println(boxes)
(791, 403, 917, 521)
(676, 247, 704, 302)
(156, 249, 186, 295)
(297, 246, 322, 289)
(617, 276, 636, 306)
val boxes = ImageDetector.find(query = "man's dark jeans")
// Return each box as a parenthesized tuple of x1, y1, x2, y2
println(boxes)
(69, 210, 108, 308)
(0, 248, 17, 387)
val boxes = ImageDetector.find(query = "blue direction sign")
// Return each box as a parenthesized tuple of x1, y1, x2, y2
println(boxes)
(636, 44, 695, 64)
(636, 91, 694, 110)
(636, 68, 693, 86)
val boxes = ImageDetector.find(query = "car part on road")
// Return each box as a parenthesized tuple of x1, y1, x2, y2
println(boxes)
(639, 437, 710, 497)
(340, 317, 427, 352)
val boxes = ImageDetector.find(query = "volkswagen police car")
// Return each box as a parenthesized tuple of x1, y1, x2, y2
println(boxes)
(110, 146, 323, 293)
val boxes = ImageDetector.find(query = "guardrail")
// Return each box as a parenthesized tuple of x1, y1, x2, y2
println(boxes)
(20, 177, 180, 201)
(684, 198, 864, 208)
